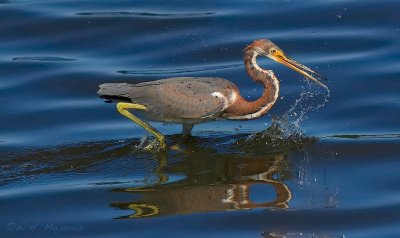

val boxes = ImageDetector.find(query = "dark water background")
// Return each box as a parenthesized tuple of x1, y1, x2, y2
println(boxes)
(1, 0, 400, 237)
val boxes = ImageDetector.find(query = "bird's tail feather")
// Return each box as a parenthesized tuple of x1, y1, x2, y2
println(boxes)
(97, 83, 132, 102)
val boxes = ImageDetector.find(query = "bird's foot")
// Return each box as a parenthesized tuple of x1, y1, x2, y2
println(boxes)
(136, 136, 180, 152)
(143, 139, 167, 152)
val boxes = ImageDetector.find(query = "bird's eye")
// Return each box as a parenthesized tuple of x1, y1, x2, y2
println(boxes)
(270, 48, 277, 54)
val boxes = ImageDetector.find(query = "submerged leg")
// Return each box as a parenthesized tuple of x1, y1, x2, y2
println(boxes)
(181, 124, 194, 138)
(116, 102, 166, 149)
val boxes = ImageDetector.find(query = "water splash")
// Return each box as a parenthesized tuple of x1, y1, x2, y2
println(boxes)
(282, 81, 330, 135)
(132, 136, 166, 152)
(245, 79, 330, 148)
(295, 151, 339, 209)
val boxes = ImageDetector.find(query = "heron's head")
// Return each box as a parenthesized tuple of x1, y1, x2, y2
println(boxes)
(246, 39, 328, 89)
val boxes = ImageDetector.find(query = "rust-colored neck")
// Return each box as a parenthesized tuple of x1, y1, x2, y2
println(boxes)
(224, 49, 280, 120)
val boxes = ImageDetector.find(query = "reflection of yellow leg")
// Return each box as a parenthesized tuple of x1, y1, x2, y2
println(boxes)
(116, 102, 166, 149)
(156, 153, 169, 183)
(128, 203, 160, 218)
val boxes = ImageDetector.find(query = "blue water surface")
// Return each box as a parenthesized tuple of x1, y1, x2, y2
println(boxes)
(0, 0, 399, 237)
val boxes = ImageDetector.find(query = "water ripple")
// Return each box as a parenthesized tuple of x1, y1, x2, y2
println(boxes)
(117, 63, 242, 76)
(12, 56, 77, 62)
(76, 11, 215, 18)
(328, 134, 400, 140)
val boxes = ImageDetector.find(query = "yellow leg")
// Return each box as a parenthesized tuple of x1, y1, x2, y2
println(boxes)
(116, 102, 166, 149)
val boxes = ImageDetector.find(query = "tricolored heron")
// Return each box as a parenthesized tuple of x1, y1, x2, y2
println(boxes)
(98, 39, 327, 149)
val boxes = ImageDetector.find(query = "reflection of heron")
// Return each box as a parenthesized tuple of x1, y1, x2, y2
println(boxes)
(98, 39, 327, 149)
(111, 154, 292, 219)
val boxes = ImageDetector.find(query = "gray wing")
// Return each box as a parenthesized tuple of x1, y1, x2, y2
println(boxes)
(98, 77, 237, 121)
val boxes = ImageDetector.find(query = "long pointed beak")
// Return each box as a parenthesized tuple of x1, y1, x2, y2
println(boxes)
(269, 50, 328, 90)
